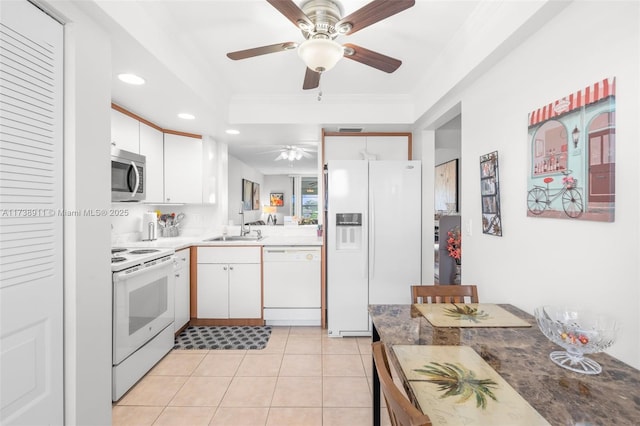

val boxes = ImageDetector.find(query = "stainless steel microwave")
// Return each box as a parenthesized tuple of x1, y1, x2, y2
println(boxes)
(111, 149, 145, 202)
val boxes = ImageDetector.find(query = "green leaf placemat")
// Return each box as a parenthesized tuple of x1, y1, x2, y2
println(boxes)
(414, 303, 531, 328)
(393, 345, 549, 425)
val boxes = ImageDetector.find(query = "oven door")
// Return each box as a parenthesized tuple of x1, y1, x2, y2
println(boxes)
(113, 256, 174, 364)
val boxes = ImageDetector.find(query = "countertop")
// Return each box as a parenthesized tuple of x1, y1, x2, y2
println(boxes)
(118, 234, 323, 251)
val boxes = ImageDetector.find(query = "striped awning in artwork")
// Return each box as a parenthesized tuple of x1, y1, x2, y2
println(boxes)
(528, 77, 616, 127)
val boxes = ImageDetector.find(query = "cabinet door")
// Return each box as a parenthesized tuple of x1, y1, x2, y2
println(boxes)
(164, 133, 203, 203)
(110, 108, 139, 153)
(174, 249, 190, 332)
(366, 136, 409, 160)
(196, 264, 229, 318)
(228, 263, 261, 318)
(139, 122, 164, 202)
(324, 136, 366, 161)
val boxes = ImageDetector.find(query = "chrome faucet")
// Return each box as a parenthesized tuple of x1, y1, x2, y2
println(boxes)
(239, 202, 250, 236)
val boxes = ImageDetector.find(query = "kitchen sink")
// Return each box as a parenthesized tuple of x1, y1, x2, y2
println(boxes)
(202, 235, 265, 242)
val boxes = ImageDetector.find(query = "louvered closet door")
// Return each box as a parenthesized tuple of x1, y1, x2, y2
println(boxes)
(0, 1, 64, 424)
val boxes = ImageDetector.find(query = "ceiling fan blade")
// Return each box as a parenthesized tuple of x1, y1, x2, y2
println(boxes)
(227, 42, 297, 60)
(342, 43, 401, 73)
(266, 0, 313, 30)
(303, 67, 321, 90)
(337, 0, 415, 35)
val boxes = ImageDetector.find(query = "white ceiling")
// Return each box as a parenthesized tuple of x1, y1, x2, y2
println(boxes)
(75, 0, 559, 174)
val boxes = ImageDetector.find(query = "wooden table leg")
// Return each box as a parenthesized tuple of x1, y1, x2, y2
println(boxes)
(372, 323, 381, 426)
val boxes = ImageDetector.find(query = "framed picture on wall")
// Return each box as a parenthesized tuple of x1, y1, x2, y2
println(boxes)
(527, 77, 616, 222)
(270, 192, 284, 207)
(252, 182, 260, 210)
(434, 159, 458, 213)
(242, 179, 252, 210)
(479, 151, 502, 236)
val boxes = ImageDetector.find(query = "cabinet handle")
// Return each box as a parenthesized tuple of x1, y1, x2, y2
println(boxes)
(175, 273, 180, 278)
(229, 266, 234, 270)
(223, 266, 228, 271)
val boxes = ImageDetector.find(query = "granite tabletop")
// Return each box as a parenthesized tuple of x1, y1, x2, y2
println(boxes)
(369, 304, 640, 426)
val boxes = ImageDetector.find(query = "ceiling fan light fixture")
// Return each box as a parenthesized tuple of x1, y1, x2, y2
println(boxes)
(298, 38, 343, 73)
(336, 22, 352, 34)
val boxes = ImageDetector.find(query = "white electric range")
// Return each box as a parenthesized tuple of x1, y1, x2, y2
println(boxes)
(111, 246, 176, 401)
(111, 247, 175, 272)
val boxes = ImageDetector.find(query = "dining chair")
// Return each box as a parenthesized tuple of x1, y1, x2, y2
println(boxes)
(372, 341, 433, 426)
(411, 284, 479, 304)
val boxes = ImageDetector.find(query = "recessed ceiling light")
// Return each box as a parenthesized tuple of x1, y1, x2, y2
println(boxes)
(178, 113, 195, 120)
(117, 73, 145, 85)
(226, 129, 240, 135)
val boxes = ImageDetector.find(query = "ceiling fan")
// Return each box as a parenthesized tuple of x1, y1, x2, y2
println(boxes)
(226, 0, 415, 90)
(274, 145, 314, 161)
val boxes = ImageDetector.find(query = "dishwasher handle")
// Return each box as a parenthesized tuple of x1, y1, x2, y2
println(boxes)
(263, 247, 321, 261)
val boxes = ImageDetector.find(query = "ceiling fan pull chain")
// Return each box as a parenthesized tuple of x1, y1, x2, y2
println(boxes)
(317, 80, 323, 102)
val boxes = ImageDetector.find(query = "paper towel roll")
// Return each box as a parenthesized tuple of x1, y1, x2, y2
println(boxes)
(142, 211, 157, 241)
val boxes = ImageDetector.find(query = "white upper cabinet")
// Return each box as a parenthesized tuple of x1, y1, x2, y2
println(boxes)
(110, 109, 139, 153)
(164, 133, 203, 203)
(139, 122, 164, 203)
(366, 136, 410, 160)
(323, 136, 365, 160)
(323, 135, 410, 162)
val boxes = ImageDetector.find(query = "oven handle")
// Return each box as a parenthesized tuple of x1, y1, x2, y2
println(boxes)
(113, 257, 173, 282)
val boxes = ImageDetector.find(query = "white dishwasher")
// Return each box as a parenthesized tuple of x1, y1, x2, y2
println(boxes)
(263, 246, 321, 326)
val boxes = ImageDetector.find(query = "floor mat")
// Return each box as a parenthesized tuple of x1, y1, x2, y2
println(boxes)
(173, 325, 272, 350)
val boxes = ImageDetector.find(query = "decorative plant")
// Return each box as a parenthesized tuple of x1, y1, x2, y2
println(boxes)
(413, 362, 498, 409)
(447, 226, 461, 263)
(443, 304, 490, 323)
(562, 175, 576, 189)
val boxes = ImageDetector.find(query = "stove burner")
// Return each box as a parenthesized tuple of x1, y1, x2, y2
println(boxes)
(111, 256, 127, 263)
(112, 248, 127, 254)
(128, 249, 160, 255)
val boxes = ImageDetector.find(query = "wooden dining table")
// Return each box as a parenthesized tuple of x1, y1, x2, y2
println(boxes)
(369, 304, 640, 426)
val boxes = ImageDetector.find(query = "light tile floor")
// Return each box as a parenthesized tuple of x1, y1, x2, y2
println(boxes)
(112, 326, 393, 426)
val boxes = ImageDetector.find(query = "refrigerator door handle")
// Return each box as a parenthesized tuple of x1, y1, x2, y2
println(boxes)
(369, 184, 375, 280)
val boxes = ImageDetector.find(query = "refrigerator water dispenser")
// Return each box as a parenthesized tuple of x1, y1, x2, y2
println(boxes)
(335, 213, 362, 250)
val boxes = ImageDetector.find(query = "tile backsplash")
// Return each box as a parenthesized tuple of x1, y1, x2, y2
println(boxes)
(110, 203, 318, 245)
(111, 203, 222, 244)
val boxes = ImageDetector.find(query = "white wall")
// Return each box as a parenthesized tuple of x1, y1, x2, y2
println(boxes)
(425, 1, 639, 367)
(228, 155, 264, 224)
(44, 0, 113, 423)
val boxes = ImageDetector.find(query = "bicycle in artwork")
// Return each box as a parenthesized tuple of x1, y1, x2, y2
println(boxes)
(527, 170, 584, 218)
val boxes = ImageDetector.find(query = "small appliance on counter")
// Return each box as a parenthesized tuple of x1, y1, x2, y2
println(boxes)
(142, 211, 157, 241)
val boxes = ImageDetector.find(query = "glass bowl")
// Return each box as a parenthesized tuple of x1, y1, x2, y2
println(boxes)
(534, 306, 618, 375)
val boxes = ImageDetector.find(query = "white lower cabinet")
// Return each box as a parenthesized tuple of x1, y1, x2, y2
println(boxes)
(174, 248, 190, 333)
(196, 247, 262, 319)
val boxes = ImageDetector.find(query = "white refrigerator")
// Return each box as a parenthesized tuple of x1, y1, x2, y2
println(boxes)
(326, 160, 422, 337)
